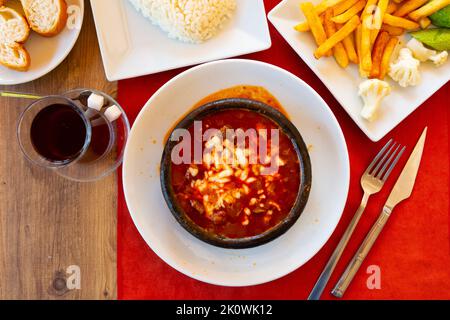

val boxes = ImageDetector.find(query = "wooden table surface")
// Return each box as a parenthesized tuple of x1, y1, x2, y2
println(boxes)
(0, 3, 117, 300)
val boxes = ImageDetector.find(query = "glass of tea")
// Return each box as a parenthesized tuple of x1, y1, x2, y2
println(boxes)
(17, 89, 130, 182)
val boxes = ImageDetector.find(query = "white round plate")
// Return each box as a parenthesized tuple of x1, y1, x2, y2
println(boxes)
(123, 59, 350, 287)
(0, 0, 84, 85)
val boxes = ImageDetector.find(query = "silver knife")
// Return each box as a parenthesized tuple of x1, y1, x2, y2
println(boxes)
(331, 127, 428, 298)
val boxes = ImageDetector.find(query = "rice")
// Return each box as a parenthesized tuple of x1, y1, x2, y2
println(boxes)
(128, 0, 236, 43)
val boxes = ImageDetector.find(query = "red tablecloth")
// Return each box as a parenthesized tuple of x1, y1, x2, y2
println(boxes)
(117, 0, 450, 300)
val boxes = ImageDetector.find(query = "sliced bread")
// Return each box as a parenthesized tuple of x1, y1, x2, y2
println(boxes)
(0, 6, 30, 71)
(20, 0, 67, 37)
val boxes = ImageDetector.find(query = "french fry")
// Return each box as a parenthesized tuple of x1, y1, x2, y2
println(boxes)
(373, 0, 390, 29)
(324, 9, 336, 32)
(370, 0, 390, 45)
(393, 0, 405, 3)
(333, 0, 359, 15)
(383, 13, 420, 29)
(294, 21, 311, 32)
(361, 23, 373, 72)
(355, 26, 362, 58)
(394, 0, 428, 17)
(321, 12, 335, 57)
(294, 0, 347, 32)
(315, 0, 348, 13)
(294, 16, 324, 32)
(300, 2, 328, 46)
(315, 15, 360, 59)
(380, 23, 405, 35)
(419, 16, 431, 28)
(355, 25, 368, 77)
(294, 22, 310, 32)
(355, 26, 362, 59)
(409, 0, 450, 21)
(361, 25, 373, 71)
(360, 0, 379, 72)
(342, 30, 359, 63)
(361, 0, 379, 20)
(379, 37, 399, 79)
(386, 2, 399, 14)
(331, 0, 366, 23)
(370, 31, 390, 78)
(324, 10, 349, 67)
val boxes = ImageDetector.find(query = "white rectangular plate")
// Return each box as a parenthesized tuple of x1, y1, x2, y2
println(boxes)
(268, 0, 450, 141)
(90, 0, 272, 81)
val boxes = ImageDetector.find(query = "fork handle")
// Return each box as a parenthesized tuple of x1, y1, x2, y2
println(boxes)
(331, 206, 393, 298)
(308, 193, 370, 300)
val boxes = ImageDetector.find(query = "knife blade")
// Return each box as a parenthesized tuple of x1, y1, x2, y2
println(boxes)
(331, 127, 427, 298)
(385, 127, 427, 211)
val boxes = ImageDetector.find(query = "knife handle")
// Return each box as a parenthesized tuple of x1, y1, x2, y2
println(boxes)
(331, 206, 393, 298)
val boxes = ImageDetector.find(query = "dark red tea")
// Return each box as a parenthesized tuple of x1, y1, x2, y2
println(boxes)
(30, 104, 88, 163)
(30, 103, 113, 164)
(78, 118, 112, 163)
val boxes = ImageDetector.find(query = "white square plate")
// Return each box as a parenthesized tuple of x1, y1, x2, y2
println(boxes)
(268, 0, 450, 141)
(90, 0, 272, 81)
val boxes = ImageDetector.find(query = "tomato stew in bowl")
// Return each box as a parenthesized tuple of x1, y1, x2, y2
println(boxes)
(161, 98, 311, 248)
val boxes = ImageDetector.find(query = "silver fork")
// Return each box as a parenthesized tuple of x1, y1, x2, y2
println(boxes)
(308, 139, 405, 300)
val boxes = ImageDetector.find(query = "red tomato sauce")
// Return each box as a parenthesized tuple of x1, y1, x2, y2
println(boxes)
(170, 106, 301, 239)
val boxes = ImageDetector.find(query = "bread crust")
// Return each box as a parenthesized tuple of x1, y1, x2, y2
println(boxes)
(15, 13, 31, 43)
(0, 43, 30, 71)
(0, 6, 30, 43)
(21, 0, 68, 37)
(0, 6, 31, 71)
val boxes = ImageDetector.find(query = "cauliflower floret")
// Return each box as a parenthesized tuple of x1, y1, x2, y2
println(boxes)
(407, 38, 448, 66)
(359, 79, 391, 122)
(407, 38, 436, 62)
(389, 48, 421, 87)
(429, 51, 448, 66)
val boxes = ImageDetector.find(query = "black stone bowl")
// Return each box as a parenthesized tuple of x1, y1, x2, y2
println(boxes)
(160, 98, 312, 249)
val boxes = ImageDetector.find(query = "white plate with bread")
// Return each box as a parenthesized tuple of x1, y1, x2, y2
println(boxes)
(0, 0, 84, 85)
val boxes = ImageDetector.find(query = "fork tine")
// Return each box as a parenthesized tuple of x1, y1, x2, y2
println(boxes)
(376, 144, 401, 180)
(371, 142, 397, 176)
(365, 139, 393, 174)
(382, 146, 406, 182)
